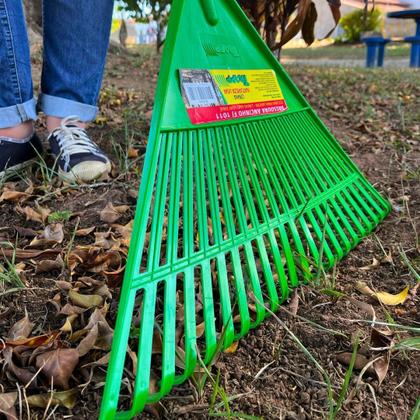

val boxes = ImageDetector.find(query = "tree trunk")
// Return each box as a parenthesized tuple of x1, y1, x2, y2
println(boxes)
(119, 20, 128, 48)
(24, 0, 42, 34)
(24, 0, 43, 55)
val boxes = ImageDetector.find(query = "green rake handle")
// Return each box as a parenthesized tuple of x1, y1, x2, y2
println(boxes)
(200, 0, 219, 25)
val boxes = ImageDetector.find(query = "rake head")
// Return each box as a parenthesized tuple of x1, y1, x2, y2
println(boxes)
(100, 0, 390, 418)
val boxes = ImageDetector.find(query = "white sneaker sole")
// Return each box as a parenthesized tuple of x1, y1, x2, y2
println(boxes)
(58, 160, 112, 183)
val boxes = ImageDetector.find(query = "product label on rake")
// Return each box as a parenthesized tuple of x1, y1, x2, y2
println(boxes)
(179, 69, 288, 124)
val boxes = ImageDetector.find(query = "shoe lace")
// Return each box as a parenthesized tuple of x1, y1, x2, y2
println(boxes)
(51, 116, 102, 171)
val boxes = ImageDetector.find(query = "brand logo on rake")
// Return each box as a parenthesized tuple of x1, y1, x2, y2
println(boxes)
(203, 42, 240, 57)
(213, 74, 250, 87)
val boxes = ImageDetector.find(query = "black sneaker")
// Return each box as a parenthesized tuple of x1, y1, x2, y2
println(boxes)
(0, 133, 43, 180)
(48, 116, 111, 183)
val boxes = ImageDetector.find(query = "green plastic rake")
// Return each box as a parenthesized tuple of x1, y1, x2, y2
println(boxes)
(100, 0, 391, 417)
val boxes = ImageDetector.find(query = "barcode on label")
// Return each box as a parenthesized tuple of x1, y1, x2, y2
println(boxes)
(183, 82, 219, 107)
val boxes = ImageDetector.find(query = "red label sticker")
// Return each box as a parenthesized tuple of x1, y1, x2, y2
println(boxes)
(180, 69, 288, 125)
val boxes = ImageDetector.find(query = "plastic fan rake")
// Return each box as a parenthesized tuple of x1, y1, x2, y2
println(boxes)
(100, 0, 391, 417)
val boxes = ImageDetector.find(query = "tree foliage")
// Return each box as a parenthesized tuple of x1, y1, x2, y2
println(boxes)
(118, 0, 341, 54)
(339, 8, 383, 42)
(238, 0, 341, 53)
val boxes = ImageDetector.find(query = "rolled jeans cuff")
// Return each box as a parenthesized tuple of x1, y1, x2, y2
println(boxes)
(0, 98, 37, 128)
(38, 93, 98, 122)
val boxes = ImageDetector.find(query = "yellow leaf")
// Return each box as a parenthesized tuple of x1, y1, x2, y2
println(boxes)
(356, 281, 409, 306)
(376, 287, 409, 306)
(224, 341, 239, 353)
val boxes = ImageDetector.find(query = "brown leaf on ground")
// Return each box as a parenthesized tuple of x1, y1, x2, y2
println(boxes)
(35, 255, 64, 274)
(75, 226, 96, 237)
(7, 311, 34, 340)
(112, 220, 133, 247)
(100, 202, 129, 224)
(151, 331, 163, 355)
(35, 348, 79, 389)
(74, 309, 114, 356)
(128, 147, 139, 158)
(0, 392, 17, 419)
(14, 226, 38, 238)
(68, 289, 103, 309)
(30, 223, 64, 248)
(0, 248, 61, 261)
(348, 297, 376, 319)
(3, 348, 37, 386)
(26, 389, 79, 409)
(359, 258, 380, 271)
(373, 354, 390, 385)
(336, 352, 375, 374)
(94, 231, 122, 250)
(67, 247, 123, 274)
(196, 322, 205, 339)
(0, 188, 28, 202)
(4, 331, 60, 349)
(76, 324, 99, 356)
(60, 303, 86, 316)
(289, 289, 300, 316)
(16, 205, 51, 224)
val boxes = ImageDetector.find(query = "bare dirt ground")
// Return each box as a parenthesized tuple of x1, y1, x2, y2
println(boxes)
(0, 47, 419, 419)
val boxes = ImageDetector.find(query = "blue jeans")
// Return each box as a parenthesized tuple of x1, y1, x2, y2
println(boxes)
(0, 0, 114, 129)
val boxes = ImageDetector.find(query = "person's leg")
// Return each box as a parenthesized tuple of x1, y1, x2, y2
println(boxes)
(0, 0, 42, 177)
(40, 0, 113, 127)
(39, 0, 114, 182)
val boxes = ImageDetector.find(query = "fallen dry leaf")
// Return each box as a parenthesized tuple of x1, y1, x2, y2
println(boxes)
(35, 348, 79, 389)
(4, 331, 60, 349)
(7, 311, 34, 340)
(74, 309, 113, 356)
(356, 281, 409, 306)
(0, 248, 61, 261)
(3, 347, 37, 386)
(336, 352, 375, 374)
(224, 341, 239, 354)
(196, 322, 205, 339)
(0, 188, 28, 202)
(100, 202, 129, 224)
(0, 392, 17, 419)
(14, 226, 38, 238)
(151, 331, 163, 355)
(26, 389, 78, 409)
(68, 289, 103, 309)
(128, 147, 139, 158)
(60, 314, 78, 334)
(373, 354, 390, 385)
(67, 247, 123, 274)
(30, 223, 64, 248)
(94, 231, 122, 250)
(35, 255, 64, 274)
(112, 220, 133, 247)
(348, 297, 376, 319)
(16, 205, 51, 224)
(75, 226, 96, 237)
(359, 258, 380, 271)
(289, 289, 299, 316)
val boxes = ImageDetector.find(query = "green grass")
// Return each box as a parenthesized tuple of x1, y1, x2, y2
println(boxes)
(0, 244, 25, 289)
(281, 43, 411, 60)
